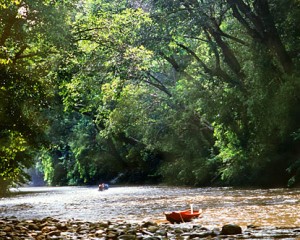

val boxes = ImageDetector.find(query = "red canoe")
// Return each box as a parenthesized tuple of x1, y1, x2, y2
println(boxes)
(164, 209, 202, 223)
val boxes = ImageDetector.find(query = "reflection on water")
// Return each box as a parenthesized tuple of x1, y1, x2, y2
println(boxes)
(0, 186, 300, 228)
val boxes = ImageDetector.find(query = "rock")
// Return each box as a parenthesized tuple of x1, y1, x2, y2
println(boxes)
(118, 234, 137, 239)
(42, 217, 58, 222)
(107, 232, 118, 239)
(143, 237, 161, 240)
(147, 226, 159, 233)
(192, 224, 203, 229)
(28, 223, 40, 230)
(48, 230, 61, 236)
(30, 232, 39, 237)
(247, 224, 261, 230)
(141, 221, 157, 228)
(99, 221, 110, 228)
(55, 222, 68, 231)
(126, 228, 137, 235)
(42, 225, 58, 233)
(95, 229, 105, 235)
(3, 225, 13, 232)
(15, 223, 27, 231)
(61, 231, 73, 237)
(183, 231, 212, 238)
(211, 227, 221, 236)
(174, 228, 184, 234)
(221, 224, 242, 235)
(155, 229, 167, 236)
(199, 226, 210, 231)
(36, 234, 47, 240)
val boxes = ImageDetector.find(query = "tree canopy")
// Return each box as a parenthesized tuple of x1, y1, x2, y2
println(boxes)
(1, 0, 300, 195)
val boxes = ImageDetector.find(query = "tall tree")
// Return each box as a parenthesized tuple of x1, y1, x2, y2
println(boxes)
(134, 0, 300, 186)
(0, 0, 73, 195)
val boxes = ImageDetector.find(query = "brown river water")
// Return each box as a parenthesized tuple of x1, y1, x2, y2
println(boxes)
(0, 186, 300, 229)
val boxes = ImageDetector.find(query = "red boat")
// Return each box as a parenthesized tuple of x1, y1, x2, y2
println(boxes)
(164, 209, 202, 223)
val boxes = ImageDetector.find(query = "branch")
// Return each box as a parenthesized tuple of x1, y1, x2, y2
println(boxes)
(74, 27, 108, 35)
(12, 45, 28, 64)
(176, 40, 245, 90)
(219, 31, 248, 46)
(226, 0, 265, 40)
(217, 3, 232, 25)
(145, 72, 172, 97)
(182, 35, 210, 43)
(175, 42, 212, 74)
(158, 51, 181, 71)
(203, 29, 221, 69)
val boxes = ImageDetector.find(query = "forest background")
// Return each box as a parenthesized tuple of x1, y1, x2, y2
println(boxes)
(1, 0, 300, 196)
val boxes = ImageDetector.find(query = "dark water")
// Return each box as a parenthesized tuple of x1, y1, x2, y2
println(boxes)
(0, 186, 300, 228)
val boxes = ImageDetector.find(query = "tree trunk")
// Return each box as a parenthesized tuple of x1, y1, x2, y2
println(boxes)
(253, 0, 293, 74)
(228, 0, 293, 74)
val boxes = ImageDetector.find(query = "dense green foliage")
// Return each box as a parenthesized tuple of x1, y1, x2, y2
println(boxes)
(0, 0, 73, 194)
(1, 0, 299, 194)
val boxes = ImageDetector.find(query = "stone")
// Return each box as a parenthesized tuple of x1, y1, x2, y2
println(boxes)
(189, 231, 213, 238)
(61, 231, 73, 237)
(155, 229, 167, 236)
(3, 225, 13, 232)
(199, 226, 210, 231)
(36, 235, 47, 240)
(118, 234, 137, 239)
(141, 221, 157, 228)
(142, 237, 161, 240)
(126, 229, 137, 235)
(107, 232, 118, 238)
(42, 225, 58, 233)
(221, 224, 242, 235)
(211, 227, 221, 236)
(47, 230, 61, 236)
(28, 223, 40, 230)
(192, 224, 203, 229)
(99, 222, 110, 228)
(147, 226, 159, 233)
(55, 223, 68, 231)
(174, 228, 184, 234)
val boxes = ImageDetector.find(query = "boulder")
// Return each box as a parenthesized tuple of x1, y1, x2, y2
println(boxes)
(221, 224, 242, 235)
(147, 225, 159, 233)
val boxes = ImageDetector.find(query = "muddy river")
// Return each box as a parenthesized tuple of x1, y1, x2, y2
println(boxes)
(0, 186, 300, 229)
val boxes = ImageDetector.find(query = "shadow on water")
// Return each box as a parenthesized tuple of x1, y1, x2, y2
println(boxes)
(3, 186, 71, 197)
(5, 190, 51, 197)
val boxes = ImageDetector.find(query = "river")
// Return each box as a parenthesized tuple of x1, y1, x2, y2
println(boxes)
(0, 186, 300, 229)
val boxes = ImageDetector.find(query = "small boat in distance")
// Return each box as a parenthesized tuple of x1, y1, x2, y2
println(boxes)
(164, 209, 202, 223)
(98, 183, 109, 191)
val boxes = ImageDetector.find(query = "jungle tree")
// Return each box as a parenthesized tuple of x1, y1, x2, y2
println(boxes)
(0, 0, 73, 194)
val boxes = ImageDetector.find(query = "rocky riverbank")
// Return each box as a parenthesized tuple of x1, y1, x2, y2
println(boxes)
(1, 217, 300, 239)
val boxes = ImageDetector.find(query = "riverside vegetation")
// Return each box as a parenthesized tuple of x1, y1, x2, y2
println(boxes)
(1, 0, 300, 195)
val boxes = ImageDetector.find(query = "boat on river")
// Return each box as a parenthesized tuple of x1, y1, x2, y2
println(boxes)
(164, 209, 202, 223)
(98, 183, 109, 191)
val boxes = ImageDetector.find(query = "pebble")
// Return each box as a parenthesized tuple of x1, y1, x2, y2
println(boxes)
(0, 217, 300, 239)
